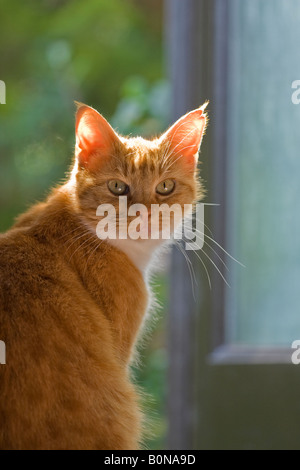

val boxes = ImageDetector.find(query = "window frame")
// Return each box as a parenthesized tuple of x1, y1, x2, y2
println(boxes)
(166, 0, 295, 451)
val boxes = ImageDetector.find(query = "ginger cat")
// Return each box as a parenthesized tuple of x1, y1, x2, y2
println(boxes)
(0, 103, 207, 450)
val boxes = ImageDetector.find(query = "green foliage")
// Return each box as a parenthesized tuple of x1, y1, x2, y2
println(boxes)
(111, 76, 170, 136)
(0, 0, 164, 229)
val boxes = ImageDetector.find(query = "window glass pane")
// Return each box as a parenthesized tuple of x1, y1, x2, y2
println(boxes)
(226, 0, 300, 346)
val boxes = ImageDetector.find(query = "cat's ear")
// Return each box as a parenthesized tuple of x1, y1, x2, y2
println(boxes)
(75, 104, 119, 170)
(161, 103, 208, 166)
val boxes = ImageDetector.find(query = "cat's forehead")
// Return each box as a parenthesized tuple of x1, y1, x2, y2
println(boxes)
(119, 136, 162, 171)
(122, 136, 160, 155)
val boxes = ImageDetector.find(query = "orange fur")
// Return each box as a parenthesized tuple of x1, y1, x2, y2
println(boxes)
(0, 104, 207, 449)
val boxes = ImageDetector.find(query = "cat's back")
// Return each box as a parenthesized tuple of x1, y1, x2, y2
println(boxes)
(0, 225, 53, 288)
(0, 221, 111, 353)
(0, 225, 141, 450)
(0, 226, 68, 319)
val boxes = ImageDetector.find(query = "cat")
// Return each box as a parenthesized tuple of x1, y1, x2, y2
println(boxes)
(0, 102, 207, 450)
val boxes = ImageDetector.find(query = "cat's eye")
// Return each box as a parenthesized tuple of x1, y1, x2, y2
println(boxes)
(156, 179, 175, 196)
(107, 179, 129, 196)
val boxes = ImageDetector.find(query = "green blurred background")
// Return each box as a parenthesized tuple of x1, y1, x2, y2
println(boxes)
(0, 0, 169, 449)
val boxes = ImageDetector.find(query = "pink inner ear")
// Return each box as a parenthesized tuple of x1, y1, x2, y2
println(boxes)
(75, 106, 117, 169)
(164, 108, 206, 165)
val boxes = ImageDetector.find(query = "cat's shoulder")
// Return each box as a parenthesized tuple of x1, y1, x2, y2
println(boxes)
(0, 227, 59, 285)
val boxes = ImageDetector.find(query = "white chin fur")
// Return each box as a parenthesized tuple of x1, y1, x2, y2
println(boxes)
(108, 237, 169, 275)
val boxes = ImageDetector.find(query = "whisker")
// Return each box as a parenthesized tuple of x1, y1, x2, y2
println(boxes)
(200, 249, 230, 287)
(64, 229, 92, 251)
(174, 241, 197, 300)
(192, 248, 212, 290)
(58, 225, 86, 240)
(183, 212, 214, 238)
(82, 239, 104, 277)
(193, 230, 245, 267)
(188, 236, 230, 272)
(68, 233, 97, 262)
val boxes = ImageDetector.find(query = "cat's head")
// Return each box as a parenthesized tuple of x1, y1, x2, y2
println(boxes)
(71, 103, 207, 242)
